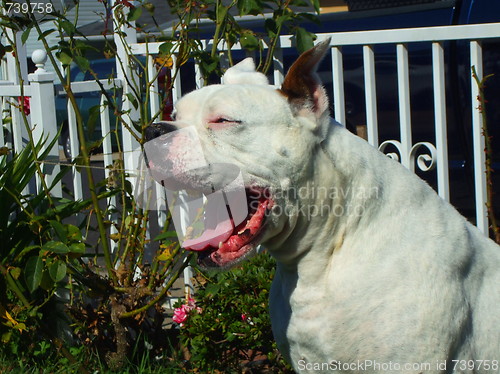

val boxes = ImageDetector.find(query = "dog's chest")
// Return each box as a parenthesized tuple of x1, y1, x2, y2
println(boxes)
(270, 268, 345, 371)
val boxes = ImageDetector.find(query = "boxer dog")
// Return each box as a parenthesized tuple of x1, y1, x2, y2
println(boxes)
(145, 40, 500, 373)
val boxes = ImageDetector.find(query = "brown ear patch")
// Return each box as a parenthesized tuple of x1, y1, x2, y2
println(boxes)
(280, 38, 331, 116)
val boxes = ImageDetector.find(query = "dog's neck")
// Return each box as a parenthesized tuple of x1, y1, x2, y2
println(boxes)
(269, 120, 384, 281)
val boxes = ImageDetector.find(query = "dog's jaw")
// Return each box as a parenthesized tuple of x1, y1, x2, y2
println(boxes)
(187, 187, 275, 269)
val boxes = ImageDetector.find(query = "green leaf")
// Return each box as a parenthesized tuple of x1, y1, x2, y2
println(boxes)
(56, 50, 72, 66)
(237, 0, 262, 16)
(40, 269, 55, 291)
(176, 40, 191, 67)
(43, 241, 69, 254)
(0, 43, 6, 60)
(21, 27, 32, 45)
(153, 231, 178, 241)
(197, 52, 220, 76)
(68, 242, 85, 254)
(125, 93, 139, 110)
(49, 220, 67, 243)
(204, 283, 221, 297)
(9, 267, 21, 280)
(86, 105, 101, 136)
(24, 256, 43, 293)
(310, 0, 320, 14)
(275, 11, 293, 27)
(239, 31, 260, 51)
(12, 245, 40, 262)
(158, 42, 173, 57)
(66, 224, 83, 242)
(60, 20, 76, 36)
(49, 260, 67, 282)
(127, 6, 142, 22)
(216, 5, 228, 21)
(264, 18, 278, 38)
(295, 27, 316, 53)
(38, 28, 56, 41)
(74, 56, 90, 73)
(1, 331, 11, 344)
(74, 40, 99, 54)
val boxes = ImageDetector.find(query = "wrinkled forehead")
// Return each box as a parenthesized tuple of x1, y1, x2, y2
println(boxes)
(174, 84, 288, 120)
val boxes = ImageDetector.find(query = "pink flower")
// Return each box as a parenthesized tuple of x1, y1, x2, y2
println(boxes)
(18, 96, 30, 116)
(173, 297, 202, 326)
(185, 297, 196, 311)
(173, 306, 188, 325)
(241, 313, 255, 325)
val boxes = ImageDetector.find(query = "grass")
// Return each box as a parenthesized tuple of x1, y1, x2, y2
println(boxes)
(0, 339, 187, 374)
(0, 353, 187, 374)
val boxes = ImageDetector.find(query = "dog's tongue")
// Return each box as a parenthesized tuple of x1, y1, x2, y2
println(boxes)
(182, 219, 233, 250)
(183, 199, 269, 253)
(217, 199, 268, 253)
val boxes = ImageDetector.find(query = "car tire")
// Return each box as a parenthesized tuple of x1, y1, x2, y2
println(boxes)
(61, 129, 73, 161)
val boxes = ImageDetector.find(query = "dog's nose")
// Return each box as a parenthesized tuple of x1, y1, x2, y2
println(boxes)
(144, 122, 178, 141)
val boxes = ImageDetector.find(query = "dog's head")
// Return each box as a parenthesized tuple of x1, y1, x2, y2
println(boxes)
(144, 39, 332, 268)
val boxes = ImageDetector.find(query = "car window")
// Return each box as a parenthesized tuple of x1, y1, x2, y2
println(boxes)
(319, 0, 455, 16)
(72, 70, 86, 82)
(92, 61, 116, 80)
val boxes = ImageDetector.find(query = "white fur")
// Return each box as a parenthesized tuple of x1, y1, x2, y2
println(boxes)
(170, 58, 500, 373)
(222, 58, 269, 86)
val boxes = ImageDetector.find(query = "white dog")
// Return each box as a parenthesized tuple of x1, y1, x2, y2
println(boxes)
(145, 40, 500, 373)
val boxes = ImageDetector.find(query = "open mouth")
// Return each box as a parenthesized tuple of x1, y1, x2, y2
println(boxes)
(184, 187, 273, 269)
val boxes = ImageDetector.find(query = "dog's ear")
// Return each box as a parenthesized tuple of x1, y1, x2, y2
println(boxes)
(280, 38, 331, 119)
(223, 58, 269, 85)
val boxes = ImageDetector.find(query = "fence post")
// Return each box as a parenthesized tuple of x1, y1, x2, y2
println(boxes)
(28, 49, 62, 197)
(470, 41, 488, 234)
(113, 0, 140, 179)
(5, 27, 29, 154)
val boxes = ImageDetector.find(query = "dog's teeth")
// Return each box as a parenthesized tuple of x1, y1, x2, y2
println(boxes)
(238, 228, 250, 235)
(218, 242, 223, 248)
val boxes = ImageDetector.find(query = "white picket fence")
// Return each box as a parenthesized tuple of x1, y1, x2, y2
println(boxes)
(127, 22, 500, 235)
(1, 21, 500, 246)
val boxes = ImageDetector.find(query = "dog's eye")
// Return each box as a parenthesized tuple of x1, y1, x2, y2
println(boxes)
(213, 117, 240, 124)
(207, 117, 242, 129)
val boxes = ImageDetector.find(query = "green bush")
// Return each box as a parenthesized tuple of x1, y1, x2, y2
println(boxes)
(176, 253, 293, 373)
(1, 0, 319, 369)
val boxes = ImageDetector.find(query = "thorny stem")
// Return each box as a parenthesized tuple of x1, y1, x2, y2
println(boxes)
(260, 0, 291, 75)
(210, 0, 224, 61)
(119, 252, 193, 319)
(158, 243, 181, 283)
(472, 66, 499, 243)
